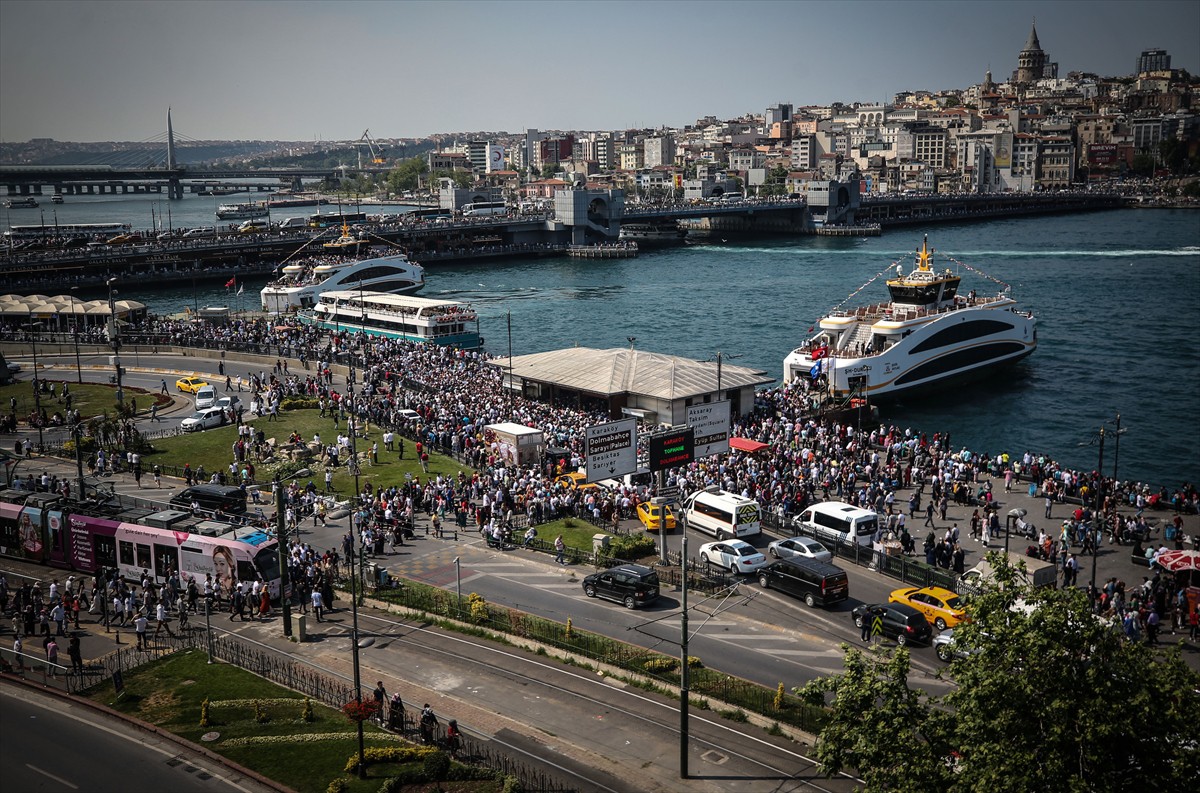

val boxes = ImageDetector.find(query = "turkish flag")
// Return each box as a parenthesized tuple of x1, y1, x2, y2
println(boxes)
(225, 277, 236, 288)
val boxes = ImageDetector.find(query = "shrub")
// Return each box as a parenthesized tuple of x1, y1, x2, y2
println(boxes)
(344, 746, 435, 772)
(468, 592, 489, 623)
(643, 657, 680, 673)
(302, 697, 315, 722)
(199, 696, 210, 727)
(686, 656, 704, 668)
(608, 534, 656, 559)
(502, 776, 525, 793)
(774, 682, 785, 711)
(327, 779, 349, 793)
(422, 750, 450, 782)
(281, 397, 320, 410)
(565, 617, 574, 640)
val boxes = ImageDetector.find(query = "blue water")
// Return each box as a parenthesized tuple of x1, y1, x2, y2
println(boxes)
(11, 201, 1199, 489)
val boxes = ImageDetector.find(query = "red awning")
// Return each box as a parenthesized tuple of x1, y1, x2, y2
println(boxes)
(729, 437, 769, 453)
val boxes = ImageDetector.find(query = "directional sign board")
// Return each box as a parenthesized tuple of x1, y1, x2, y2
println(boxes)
(584, 418, 638, 483)
(649, 427, 694, 472)
(687, 400, 731, 459)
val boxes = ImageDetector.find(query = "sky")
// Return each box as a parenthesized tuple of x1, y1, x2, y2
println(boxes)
(1, 0, 1197, 143)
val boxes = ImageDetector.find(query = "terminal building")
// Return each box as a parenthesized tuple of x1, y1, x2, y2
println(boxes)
(492, 346, 774, 425)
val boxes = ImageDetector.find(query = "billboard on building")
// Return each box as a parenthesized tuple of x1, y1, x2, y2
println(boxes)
(487, 144, 505, 173)
(1088, 144, 1118, 165)
(994, 133, 1013, 169)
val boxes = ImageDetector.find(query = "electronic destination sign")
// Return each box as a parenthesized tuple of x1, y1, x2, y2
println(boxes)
(649, 428, 694, 472)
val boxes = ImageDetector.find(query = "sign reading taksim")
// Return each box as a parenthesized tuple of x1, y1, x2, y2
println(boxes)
(649, 428, 695, 472)
(584, 418, 638, 483)
(687, 401, 731, 459)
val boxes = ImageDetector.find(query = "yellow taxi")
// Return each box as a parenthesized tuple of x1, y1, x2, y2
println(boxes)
(636, 501, 676, 532)
(888, 585, 969, 631)
(555, 472, 598, 493)
(176, 376, 209, 394)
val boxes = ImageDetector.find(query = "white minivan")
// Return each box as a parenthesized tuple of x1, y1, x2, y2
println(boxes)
(194, 385, 217, 410)
(682, 487, 762, 540)
(795, 501, 878, 547)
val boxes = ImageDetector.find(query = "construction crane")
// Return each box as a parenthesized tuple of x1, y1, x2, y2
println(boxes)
(357, 129, 387, 166)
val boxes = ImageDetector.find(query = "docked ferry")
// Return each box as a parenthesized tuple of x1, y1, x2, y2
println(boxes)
(215, 202, 269, 220)
(260, 251, 425, 313)
(618, 220, 687, 246)
(301, 290, 480, 348)
(783, 236, 1036, 400)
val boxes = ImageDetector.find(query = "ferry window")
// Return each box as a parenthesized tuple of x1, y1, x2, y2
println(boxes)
(895, 342, 1025, 386)
(136, 543, 152, 570)
(119, 540, 135, 566)
(94, 535, 117, 568)
(909, 320, 1013, 354)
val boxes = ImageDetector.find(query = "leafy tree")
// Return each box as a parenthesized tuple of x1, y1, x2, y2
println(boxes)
(387, 157, 428, 193)
(762, 165, 790, 197)
(1130, 153, 1155, 176)
(800, 552, 1200, 792)
(540, 163, 559, 179)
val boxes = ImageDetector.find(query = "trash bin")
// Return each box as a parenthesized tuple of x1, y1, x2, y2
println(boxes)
(592, 533, 610, 553)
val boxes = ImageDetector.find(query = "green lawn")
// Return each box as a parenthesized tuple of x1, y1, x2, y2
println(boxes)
(89, 650, 500, 793)
(147, 408, 467, 493)
(0, 380, 166, 420)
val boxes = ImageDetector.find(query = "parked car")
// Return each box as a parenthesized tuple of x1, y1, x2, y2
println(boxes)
(216, 395, 242, 412)
(767, 535, 832, 563)
(851, 602, 933, 646)
(757, 557, 849, 608)
(698, 539, 767, 574)
(636, 501, 676, 531)
(932, 627, 988, 662)
(889, 585, 970, 631)
(176, 376, 209, 394)
(581, 564, 660, 609)
(180, 406, 226, 432)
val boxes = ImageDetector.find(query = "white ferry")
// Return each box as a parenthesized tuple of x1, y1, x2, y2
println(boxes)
(215, 202, 269, 220)
(783, 236, 1036, 400)
(260, 251, 425, 313)
(618, 220, 687, 246)
(301, 290, 481, 348)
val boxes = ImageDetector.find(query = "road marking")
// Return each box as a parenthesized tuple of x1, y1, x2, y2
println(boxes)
(26, 764, 78, 789)
(753, 648, 843, 657)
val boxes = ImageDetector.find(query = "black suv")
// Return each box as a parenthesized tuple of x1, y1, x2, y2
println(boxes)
(758, 557, 849, 608)
(170, 484, 247, 515)
(582, 564, 660, 609)
(851, 602, 933, 646)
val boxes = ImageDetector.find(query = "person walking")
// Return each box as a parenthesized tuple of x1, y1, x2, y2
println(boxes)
(45, 637, 59, 677)
(373, 681, 387, 725)
(133, 612, 149, 650)
(311, 589, 324, 622)
(67, 635, 83, 676)
(554, 534, 566, 565)
(419, 704, 438, 745)
(924, 501, 935, 528)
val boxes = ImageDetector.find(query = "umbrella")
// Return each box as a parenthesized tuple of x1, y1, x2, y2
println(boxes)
(1153, 550, 1200, 573)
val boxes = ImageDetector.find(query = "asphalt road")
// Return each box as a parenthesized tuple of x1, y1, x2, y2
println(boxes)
(0, 684, 273, 793)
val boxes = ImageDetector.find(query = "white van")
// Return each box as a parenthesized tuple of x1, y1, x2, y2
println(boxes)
(957, 550, 1057, 595)
(795, 501, 878, 547)
(682, 487, 761, 540)
(194, 385, 217, 410)
(276, 217, 308, 230)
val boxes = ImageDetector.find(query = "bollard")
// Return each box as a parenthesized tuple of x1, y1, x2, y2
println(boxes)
(114, 629, 121, 644)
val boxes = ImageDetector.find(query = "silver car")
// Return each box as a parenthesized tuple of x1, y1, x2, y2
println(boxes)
(767, 535, 833, 563)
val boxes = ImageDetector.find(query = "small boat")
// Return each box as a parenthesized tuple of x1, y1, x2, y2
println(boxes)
(783, 236, 1036, 401)
(216, 202, 269, 220)
(5, 197, 39, 208)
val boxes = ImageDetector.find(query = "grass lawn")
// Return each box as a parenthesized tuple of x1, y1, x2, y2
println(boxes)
(0, 380, 166, 420)
(147, 408, 468, 494)
(88, 649, 502, 793)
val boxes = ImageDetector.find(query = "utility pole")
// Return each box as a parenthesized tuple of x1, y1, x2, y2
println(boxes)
(679, 535, 690, 779)
(275, 476, 292, 637)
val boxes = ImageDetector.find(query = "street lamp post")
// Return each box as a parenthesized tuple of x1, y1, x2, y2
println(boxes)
(275, 475, 292, 638)
(1090, 427, 1105, 610)
(106, 279, 124, 407)
(347, 534, 367, 779)
(69, 287, 82, 384)
(27, 310, 43, 451)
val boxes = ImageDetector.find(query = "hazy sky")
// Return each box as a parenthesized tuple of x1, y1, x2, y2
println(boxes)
(1, 0, 1197, 143)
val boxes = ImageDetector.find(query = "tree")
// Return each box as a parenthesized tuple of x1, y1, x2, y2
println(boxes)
(1130, 153, 1155, 176)
(387, 157, 428, 193)
(800, 553, 1200, 792)
(762, 165, 790, 197)
(798, 647, 954, 792)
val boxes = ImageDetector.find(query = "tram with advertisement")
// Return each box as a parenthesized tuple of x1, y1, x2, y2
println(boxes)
(0, 491, 281, 598)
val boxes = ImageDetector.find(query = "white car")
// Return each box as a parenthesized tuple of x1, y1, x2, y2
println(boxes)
(217, 395, 242, 412)
(698, 540, 768, 574)
(767, 536, 833, 563)
(181, 406, 226, 432)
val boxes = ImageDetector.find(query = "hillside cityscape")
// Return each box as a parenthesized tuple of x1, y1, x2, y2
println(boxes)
(2, 26, 1197, 199)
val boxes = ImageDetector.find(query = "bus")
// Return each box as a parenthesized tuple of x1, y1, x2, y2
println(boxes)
(462, 201, 507, 217)
(308, 212, 368, 229)
(0, 491, 282, 598)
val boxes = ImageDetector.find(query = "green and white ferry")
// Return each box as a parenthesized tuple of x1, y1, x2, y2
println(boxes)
(301, 290, 482, 348)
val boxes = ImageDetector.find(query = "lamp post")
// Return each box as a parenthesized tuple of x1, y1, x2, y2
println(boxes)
(71, 416, 85, 504)
(347, 533, 367, 779)
(275, 475, 292, 638)
(107, 278, 124, 407)
(69, 287, 82, 384)
(27, 310, 43, 451)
